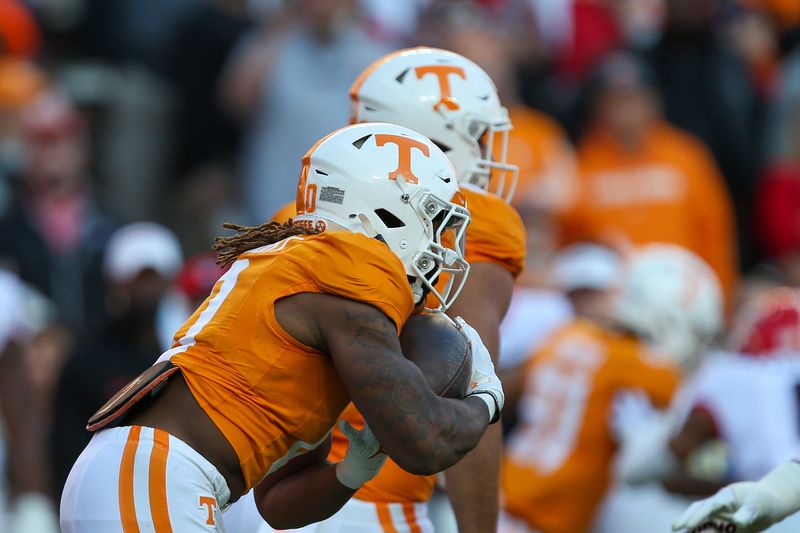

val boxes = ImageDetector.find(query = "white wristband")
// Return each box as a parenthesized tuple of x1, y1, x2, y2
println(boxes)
(468, 391, 498, 424)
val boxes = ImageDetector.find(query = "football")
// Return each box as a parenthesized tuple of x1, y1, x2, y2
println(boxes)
(400, 313, 473, 399)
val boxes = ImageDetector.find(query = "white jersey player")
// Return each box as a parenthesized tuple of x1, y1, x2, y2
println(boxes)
(672, 288, 800, 532)
(602, 288, 800, 533)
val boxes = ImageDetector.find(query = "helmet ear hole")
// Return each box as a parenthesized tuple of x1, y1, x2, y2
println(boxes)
(374, 209, 406, 229)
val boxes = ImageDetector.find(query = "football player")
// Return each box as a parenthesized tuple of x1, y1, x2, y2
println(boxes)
(244, 47, 525, 533)
(59, 122, 505, 532)
(500, 244, 723, 533)
(664, 289, 800, 533)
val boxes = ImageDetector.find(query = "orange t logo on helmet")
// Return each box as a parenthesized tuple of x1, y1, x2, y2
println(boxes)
(375, 134, 430, 184)
(414, 65, 466, 111)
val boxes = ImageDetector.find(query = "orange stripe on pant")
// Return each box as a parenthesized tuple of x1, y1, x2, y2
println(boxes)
(119, 426, 142, 533)
(376, 503, 399, 533)
(401, 503, 422, 533)
(149, 429, 173, 533)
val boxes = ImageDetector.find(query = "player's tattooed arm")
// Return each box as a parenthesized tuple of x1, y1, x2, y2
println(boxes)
(317, 295, 490, 475)
(252, 434, 357, 529)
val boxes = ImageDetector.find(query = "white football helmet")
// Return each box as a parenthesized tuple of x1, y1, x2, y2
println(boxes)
(614, 244, 723, 369)
(293, 122, 470, 311)
(351, 47, 518, 202)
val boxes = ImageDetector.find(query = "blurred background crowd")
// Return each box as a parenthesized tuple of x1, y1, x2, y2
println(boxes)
(1, 0, 800, 531)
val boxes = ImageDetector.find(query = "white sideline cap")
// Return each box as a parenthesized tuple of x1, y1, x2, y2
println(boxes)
(551, 243, 621, 293)
(104, 222, 183, 283)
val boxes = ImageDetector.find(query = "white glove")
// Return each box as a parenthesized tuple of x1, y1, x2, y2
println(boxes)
(335, 420, 387, 490)
(673, 461, 800, 532)
(611, 391, 678, 484)
(454, 317, 504, 424)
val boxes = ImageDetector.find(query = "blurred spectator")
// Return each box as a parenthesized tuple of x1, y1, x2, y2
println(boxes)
(553, 0, 623, 82)
(756, 163, 800, 280)
(433, 2, 578, 212)
(0, 59, 47, 116)
(563, 52, 738, 309)
(0, 91, 116, 330)
(221, 0, 390, 221)
(0, 59, 47, 213)
(166, 0, 250, 176)
(50, 222, 181, 492)
(0, 0, 40, 58)
(768, 45, 800, 160)
(644, 0, 762, 265)
(612, 0, 666, 49)
(0, 269, 59, 533)
(747, 0, 800, 33)
(161, 0, 250, 254)
(762, 39, 800, 285)
(168, 162, 246, 256)
(359, 0, 428, 45)
(728, 5, 780, 99)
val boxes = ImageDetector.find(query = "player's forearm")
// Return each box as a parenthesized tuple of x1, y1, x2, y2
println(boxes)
(445, 423, 502, 533)
(382, 395, 490, 476)
(257, 462, 355, 529)
(331, 303, 491, 475)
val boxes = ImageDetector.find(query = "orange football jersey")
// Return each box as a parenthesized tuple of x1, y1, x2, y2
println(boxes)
(460, 184, 526, 278)
(328, 186, 526, 505)
(168, 231, 414, 491)
(501, 319, 680, 533)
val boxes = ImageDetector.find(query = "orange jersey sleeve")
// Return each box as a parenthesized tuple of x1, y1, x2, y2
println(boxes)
(328, 404, 436, 503)
(169, 231, 414, 490)
(271, 201, 296, 224)
(461, 185, 527, 278)
(501, 320, 680, 533)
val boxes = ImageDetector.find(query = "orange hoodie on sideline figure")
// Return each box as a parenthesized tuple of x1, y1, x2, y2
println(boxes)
(562, 122, 738, 307)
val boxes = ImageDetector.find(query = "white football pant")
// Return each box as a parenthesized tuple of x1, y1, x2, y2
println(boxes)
(60, 426, 230, 532)
(223, 493, 432, 533)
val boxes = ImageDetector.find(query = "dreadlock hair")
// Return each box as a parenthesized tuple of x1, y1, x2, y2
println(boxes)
(213, 220, 320, 267)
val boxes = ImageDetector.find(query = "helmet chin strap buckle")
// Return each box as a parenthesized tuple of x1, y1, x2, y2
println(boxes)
(356, 213, 380, 238)
(410, 278, 425, 306)
(356, 213, 388, 246)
